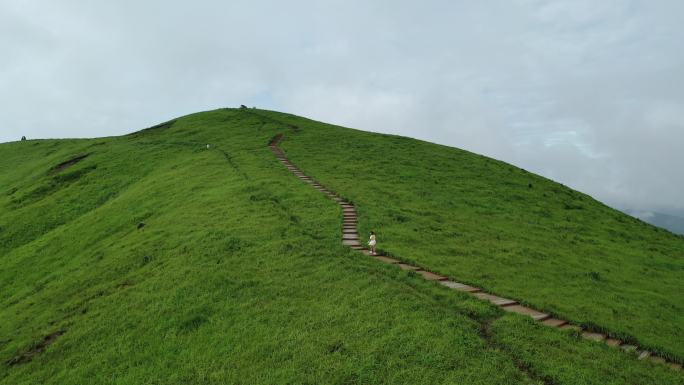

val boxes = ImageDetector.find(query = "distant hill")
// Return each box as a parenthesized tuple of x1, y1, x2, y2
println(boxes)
(0, 108, 681, 384)
(625, 210, 684, 235)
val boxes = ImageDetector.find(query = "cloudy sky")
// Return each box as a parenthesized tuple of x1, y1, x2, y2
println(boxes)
(1, 0, 682, 215)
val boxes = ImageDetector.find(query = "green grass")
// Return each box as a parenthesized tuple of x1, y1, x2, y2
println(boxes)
(0, 108, 681, 384)
(269, 109, 684, 361)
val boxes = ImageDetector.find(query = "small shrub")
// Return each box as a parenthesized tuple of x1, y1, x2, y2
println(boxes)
(140, 255, 154, 266)
(178, 315, 208, 334)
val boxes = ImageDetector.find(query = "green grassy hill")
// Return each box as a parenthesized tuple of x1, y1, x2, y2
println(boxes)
(0, 108, 681, 385)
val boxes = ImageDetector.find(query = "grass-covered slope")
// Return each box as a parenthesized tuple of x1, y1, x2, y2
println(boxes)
(270, 109, 684, 361)
(0, 108, 681, 385)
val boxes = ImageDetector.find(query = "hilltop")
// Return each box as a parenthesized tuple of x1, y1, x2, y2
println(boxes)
(0, 108, 681, 385)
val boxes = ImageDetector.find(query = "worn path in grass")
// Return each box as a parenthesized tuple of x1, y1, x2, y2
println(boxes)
(268, 133, 682, 373)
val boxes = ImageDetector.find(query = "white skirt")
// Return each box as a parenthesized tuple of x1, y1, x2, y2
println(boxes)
(368, 240, 376, 246)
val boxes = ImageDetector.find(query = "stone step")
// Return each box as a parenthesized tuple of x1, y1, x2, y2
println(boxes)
(439, 281, 481, 293)
(502, 305, 550, 321)
(620, 344, 637, 353)
(398, 263, 420, 271)
(605, 338, 622, 347)
(342, 240, 361, 246)
(541, 318, 567, 328)
(472, 292, 517, 306)
(637, 351, 651, 360)
(649, 356, 667, 365)
(417, 270, 449, 281)
(373, 256, 400, 264)
(559, 324, 581, 332)
(342, 233, 359, 240)
(581, 331, 606, 342)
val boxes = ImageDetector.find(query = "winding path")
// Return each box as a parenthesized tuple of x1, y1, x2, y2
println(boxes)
(268, 134, 681, 372)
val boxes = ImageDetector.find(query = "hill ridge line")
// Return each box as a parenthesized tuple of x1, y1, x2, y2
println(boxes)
(267, 133, 681, 372)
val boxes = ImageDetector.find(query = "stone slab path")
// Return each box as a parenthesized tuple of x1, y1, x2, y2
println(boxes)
(267, 134, 681, 372)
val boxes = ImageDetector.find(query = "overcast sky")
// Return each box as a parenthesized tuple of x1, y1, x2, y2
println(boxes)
(1, 0, 682, 215)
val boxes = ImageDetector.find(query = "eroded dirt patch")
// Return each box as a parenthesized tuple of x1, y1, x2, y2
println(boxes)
(50, 154, 90, 174)
(6, 330, 65, 366)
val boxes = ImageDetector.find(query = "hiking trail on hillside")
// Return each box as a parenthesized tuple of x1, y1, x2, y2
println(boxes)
(268, 133, 681, 372)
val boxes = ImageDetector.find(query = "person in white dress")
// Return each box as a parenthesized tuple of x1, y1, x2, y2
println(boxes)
(368, 231, 377, 255)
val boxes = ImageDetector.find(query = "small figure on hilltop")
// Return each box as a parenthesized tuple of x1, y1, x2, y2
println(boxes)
(206, 144, 210, 150)
(368, 231, 377, 255)
(21, 136, 26, 141)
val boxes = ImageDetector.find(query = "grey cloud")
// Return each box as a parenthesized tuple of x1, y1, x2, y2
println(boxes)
(1, 0, 682, 214)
